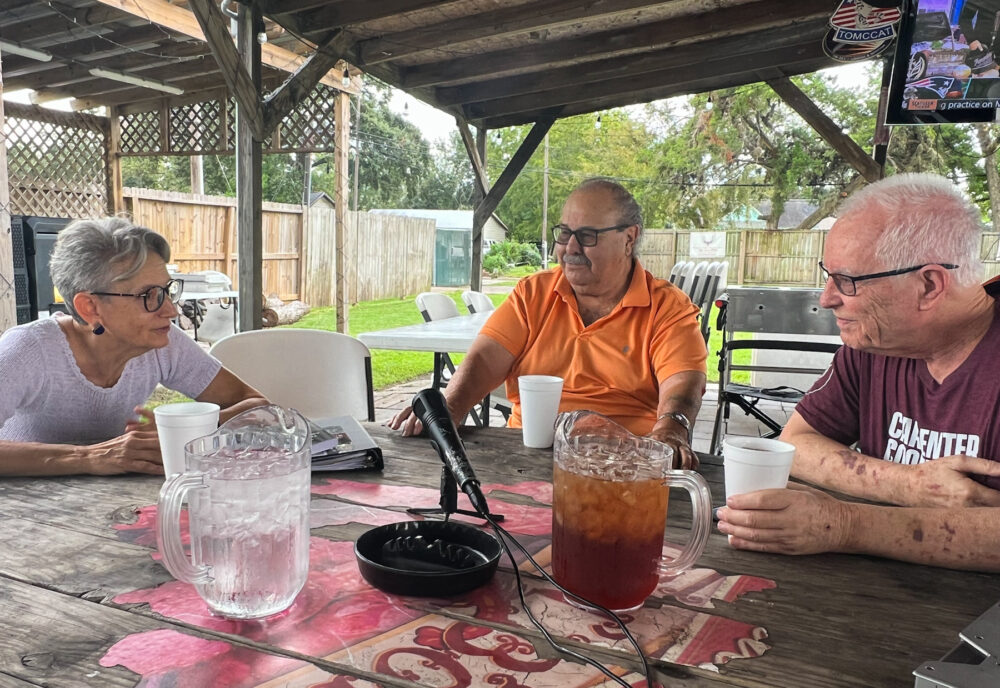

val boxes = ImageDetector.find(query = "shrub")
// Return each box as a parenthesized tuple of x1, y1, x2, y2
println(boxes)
(483, 254, 508, 276)
(517, 243, 542, 267)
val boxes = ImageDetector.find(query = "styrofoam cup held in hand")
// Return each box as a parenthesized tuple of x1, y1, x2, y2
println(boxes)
(518, 375, 564, 448)
(722, 436, 796, 499)
(154, 402, 221, 476)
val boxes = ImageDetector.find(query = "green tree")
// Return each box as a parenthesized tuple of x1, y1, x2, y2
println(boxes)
(310, 78, 434, 210)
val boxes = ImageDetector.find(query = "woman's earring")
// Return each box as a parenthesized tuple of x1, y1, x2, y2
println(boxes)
(92, 324, 105, 335)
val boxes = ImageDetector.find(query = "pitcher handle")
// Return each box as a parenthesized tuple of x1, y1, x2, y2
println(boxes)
(156, 472, 212, 584)
(659, 470, 712, 575)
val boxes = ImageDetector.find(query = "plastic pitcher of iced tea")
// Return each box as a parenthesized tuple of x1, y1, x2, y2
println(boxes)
(551, 410, 711, 612)
(157, 404, 312, 619)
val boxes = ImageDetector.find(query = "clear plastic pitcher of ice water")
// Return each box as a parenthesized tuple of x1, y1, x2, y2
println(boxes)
(157, 404, 311, 619)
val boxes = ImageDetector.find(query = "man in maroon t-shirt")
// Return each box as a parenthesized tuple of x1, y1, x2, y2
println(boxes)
(718, 173, 1000, 571)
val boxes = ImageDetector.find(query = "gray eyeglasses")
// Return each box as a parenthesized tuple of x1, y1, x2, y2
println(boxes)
(551, 223, 631, 247)
(818, 262, 958, 296)
(92, 278, 185, 312)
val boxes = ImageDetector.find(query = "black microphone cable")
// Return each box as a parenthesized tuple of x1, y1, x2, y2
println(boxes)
(480, 510, 654, 687)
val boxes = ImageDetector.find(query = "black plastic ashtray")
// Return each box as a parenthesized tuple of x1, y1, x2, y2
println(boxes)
(355, 520, 502, 597)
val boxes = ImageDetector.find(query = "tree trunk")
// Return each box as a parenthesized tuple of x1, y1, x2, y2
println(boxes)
(976, 125, 1000, 231)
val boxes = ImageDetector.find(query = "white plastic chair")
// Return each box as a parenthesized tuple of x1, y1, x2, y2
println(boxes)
(461, 290, 495, 314)
(670, 260, 696, 293)
(684, 261, 710, 302)
(210, 329, 375, 421)
(668, 260, 691, 288)
(414, 292, 510, 426)
(415, 292, 461, 322)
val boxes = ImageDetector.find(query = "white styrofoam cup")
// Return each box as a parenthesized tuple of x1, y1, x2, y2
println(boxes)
(153, 402, 221, 476)
(722, 436, 796, 499)
(517, 375, 564, 448)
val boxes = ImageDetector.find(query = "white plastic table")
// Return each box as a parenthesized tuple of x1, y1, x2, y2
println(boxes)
(359, 312, 496, 421)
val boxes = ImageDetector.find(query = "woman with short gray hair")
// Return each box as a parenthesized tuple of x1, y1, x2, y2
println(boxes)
(0, 217, 266, 476)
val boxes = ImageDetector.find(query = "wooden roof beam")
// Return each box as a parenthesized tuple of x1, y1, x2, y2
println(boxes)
(464, 42, 824, 120)
(359, 0, 672, 66)
(0, 5, 122, 43)
(4, 44, 212, 92)
(31, 56, 219, 102)
(269, 0, 465, 34)
(0, 25, 176, 79)
(436, 18, 830, 106)
(456, 119, 490, 198)
(474, 116, 557, 229)
(476, 63, 826, 129)
(90, 0, 356, 92)
(766, 74, 882, 183)
(187, 0, 267, 139)
(262, 31, 346, 134)
(401, 0, 832, 88)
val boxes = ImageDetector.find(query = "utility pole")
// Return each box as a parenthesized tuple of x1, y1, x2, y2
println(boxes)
(352, 93, 362, 211)
(541, 133, 549, 268)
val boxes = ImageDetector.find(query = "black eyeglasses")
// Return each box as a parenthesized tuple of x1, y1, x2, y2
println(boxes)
(92, 278, 185, 312)
(818, 262, 958, 296)
(551, 223, 631, 247)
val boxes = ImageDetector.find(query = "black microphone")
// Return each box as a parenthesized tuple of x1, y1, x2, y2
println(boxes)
(412, 388, 491, 517)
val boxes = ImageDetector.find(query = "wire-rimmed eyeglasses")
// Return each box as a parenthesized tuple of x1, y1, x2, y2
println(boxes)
(551, 223, 631, 247)
(818, 261, 958, 296)
(92, 278, 185, 312)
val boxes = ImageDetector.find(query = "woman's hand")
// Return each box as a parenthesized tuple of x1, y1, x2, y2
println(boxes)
(82, 429, 164, 475)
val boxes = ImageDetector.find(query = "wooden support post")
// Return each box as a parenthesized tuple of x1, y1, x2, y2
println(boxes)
(235, 3, 263, 332)
(473, 117, 555, 238)
(470, 127, 487, 291)
(456, 119, 490, 198)
(766, 75, 882, 183)
(334, 90, 350, 333)
(872, 58, 893, 178)
(106, 105, 124, 215)
(0, 50, 14, 332)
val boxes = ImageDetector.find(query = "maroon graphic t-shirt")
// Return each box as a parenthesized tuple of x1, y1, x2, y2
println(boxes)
(796, 298, 1000, 489)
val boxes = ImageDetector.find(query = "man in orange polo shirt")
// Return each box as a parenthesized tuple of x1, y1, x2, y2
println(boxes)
(390, 178, 707, 468)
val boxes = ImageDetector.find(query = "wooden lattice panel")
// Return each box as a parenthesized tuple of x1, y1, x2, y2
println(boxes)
(119, 85, 338, 156)
(274, 84, 337, 152)
(169, 100, 223, 155)
(5, 109, 107, 219)
(120, 110, 160, 154)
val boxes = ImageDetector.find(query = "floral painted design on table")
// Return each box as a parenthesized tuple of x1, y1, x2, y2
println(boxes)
(102, 478, 773, 687)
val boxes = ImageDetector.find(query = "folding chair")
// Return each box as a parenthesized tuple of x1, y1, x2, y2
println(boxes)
(709, 286, 841, 454)
(683, 261, 710, 302)
(461, 290, 495, 314)
(698, 261, 728, 344)
(669, 260, 694, 292)
(210, 329, 375, 421)
(414, 292, 508, 426)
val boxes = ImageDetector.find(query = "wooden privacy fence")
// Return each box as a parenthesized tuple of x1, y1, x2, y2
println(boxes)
(124, 188, 436, 306)
(302, 208, 435, 305)
(643, 230, 1000, 285)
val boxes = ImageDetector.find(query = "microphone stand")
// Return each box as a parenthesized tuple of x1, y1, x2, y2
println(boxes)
(407, 466, 504, 522)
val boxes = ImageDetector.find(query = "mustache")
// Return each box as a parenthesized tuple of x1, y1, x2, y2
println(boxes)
(561, 253, 591, 266)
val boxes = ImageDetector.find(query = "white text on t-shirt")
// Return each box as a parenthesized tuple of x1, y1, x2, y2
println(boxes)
(884, 411, 981, 464)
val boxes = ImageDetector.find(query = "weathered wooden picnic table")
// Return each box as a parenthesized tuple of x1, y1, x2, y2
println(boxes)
(0, 424, 995, 687)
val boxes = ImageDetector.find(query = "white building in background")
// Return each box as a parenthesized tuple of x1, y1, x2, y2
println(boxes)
(369, 209, 510, 287)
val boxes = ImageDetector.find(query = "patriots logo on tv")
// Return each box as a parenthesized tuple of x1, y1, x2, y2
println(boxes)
(906, 76, 965, 99)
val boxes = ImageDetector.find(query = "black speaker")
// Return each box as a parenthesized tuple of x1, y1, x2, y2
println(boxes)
(11, 216, 33, 324)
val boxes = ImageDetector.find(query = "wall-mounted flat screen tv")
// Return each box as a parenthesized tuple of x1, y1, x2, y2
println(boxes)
(887, 0, 1000, 124)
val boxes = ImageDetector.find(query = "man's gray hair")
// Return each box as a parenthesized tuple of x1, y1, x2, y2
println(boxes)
(50, 217, 172, 324)
(572, 177, 644, 257)
(838, 173, 983, 286)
